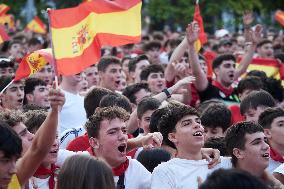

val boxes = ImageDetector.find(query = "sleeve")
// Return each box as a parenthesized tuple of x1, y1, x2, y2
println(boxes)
(133, 160, 152, 189)
(151, 166, 175, 189)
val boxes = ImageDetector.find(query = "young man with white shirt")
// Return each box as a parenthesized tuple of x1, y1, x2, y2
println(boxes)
(86, 106, 152, 189)
(258, 107, 284, 172)
(151, 103, 231, 189)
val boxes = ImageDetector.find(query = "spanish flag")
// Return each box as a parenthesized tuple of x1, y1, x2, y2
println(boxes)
(48, 0, 141, 75)
(0, 4, 10, 16)
(26, 16, 47, 34)
(0, 14, 15, 30)
(0, 25, 9, 44)
(14, 49, 52, 81)
(193, 2, 207, 52)
(275, 10, 284, 26)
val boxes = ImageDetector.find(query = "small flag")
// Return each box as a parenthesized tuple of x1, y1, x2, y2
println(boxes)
(0, 4, 10, 16)
(48, 0, 141, 76)
(14, 48, 53, 81)
(0, 14, 15, 30)
(193, 2, 207, 52)
(0, 25, 10, 44)
(275, 10, 284, 26)
(26, 16, 47, 34)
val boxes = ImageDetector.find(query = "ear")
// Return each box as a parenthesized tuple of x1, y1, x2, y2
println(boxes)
(129, 71, 135, 80)
(168, 132, 178, 144)
(26, 94, 34, 103)
(264, 129, 272, 139)
(89, 137, 100, 149)
(232, 148, 245, 159)
(213, 67, 220, 76)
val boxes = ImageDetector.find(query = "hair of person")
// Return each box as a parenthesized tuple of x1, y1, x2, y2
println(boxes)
(199, 169, 269, 189)
(225, 121, 264, 167)
(212, 54, 236, 69)
(240, 90, 276, 115)
(263, 77, 284, 103)
(137, 97, 161, 119)
(86, 106, 130, 139)
(84, 87, 113, 119)
(122, 83, 150, 105)
(57, 155, 115, 189)
(0, 57, 14, 68)
(0, 75, 14, 92)
(0, 121, 22, 159)
(0, 110, 24, 128)
(142, 40, 162, 52)
(246, 70, 267, 82)
(149, 107, 169, 133)
(24, 109, 48, 134)
(201, 103, 231, 132)
(99, 93, 132, 113)
(204, 137, 228, 156)
(23, 77, 47, 105)
(256, 39, 272, 48)
(140, 64, 164, 81)
(158, 103, 199, 149)
(136, 148, 171, 172)
(28, 37, 42, 47)
(196, 99, 225, 114)
(274, 53, 284, 63)
(128, 54, 149, 72)
(237, 76, 263, 95)
(258, 107, 284, 129)
(97, 56, 121, 72)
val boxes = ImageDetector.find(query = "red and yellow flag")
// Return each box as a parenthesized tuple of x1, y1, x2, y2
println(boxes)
(14, 49, 52, 81)
(0, 14, 15, 30)
(0, 25, 10, 44)
(0, 4, 10, 16)
(275, 10, 284, 26)
(194, 2, 207, 52)
(26, 16, 47, 34)
(48, 0, 141, 76)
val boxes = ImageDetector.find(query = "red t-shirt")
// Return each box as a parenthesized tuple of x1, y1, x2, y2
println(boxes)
(228, 104, 244, 125)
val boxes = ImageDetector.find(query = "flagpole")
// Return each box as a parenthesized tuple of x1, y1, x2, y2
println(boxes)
(196, 0, 199, 4)
(47, 8, 59, 89)
(0, 79, 14, 94)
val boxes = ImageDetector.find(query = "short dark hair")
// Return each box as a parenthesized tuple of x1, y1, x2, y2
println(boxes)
(204, 137, 228, 156)
(158, 104, 199, 149)
(0, 121, 22, 159)
(97, 56, 121, 72)
(99, 93, 132, 113)
(86, 106, 129, 138)
(84, 87, 113, 119)
(199, 169, 268, 189)
(212, 54, 236, 69)
(0, 57, 14, 68)
(0, 75, 14, 92)
(246, 70, 267, 82)
(24, 110, 48, 134)
(258, 107, 284, 129)
(137, 148, 171, 173)
(128, 54, 149, 72)
(0, 110, 24, 128)
(28, 37, 42, 47)
(142, 40, 161, 52)
(240, 90, 276, 115)
(24, 78, 47, 105)
(237, 76, 263, 95)
(257, 39, 272, 48)
(196, 99, 225, 114)
(140, 64, 164, 81)
(122, 83, 150, 105)
(137, 97, 161, 119)
(225, 121, 264, 167)
(263, 77, 284, 103)
(201, 104, 231, 132)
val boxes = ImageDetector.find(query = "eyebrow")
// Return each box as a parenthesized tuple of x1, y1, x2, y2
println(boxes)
(250, 137, 262, 144)
(19, 128, 27, 136)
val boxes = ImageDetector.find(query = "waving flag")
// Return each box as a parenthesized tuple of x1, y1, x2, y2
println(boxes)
(0, 4, 10, 16)
(0, 25, 9, 44)
(26, 16, 47, 34)
(48, 0, 141, 76)
(193, 2, 207, 52)
(0, 14, 15, 30)
(14, 49, 53, 81)
(275, 10, 284, 26)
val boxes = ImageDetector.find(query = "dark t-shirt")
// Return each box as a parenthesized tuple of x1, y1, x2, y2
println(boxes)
(198, 82, 240, 104)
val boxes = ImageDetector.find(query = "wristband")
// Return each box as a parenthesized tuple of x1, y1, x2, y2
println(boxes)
(162, 88, 171, 98)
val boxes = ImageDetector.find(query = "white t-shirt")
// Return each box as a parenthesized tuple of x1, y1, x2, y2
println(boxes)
(267, 158, 282, 173)
(59, 90, 87, 133)
(151, 157, 232, 189)
(273, 163, 284, 175)
(29, 177, 49, 189)
(59, 127, 85, 149)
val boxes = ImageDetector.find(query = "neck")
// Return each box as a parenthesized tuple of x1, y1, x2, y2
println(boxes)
(236, 162, 264, 178)
(60, 82, 78, 94)
(216, 78, 231, 88)
(270, 140, 284, 156)
(176, 147, 202, 160)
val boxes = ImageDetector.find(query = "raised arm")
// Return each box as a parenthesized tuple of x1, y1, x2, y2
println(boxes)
(186, 22, 208, 92)
(16, 86, 65, 186)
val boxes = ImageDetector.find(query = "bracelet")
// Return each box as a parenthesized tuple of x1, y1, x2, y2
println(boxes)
(162, 88, 172, 98)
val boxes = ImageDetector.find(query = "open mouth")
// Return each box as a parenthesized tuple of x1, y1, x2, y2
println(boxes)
(262, 153, 270, 158)
(118, 144, 126, 153)
(193, 131, 203, 137)
(49, 149, 59, 154)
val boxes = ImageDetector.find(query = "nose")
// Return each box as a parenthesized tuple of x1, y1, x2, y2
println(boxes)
(7, 160, 17, 175)
(28, 131, 34, 141)
(262, 140, 270, 150)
